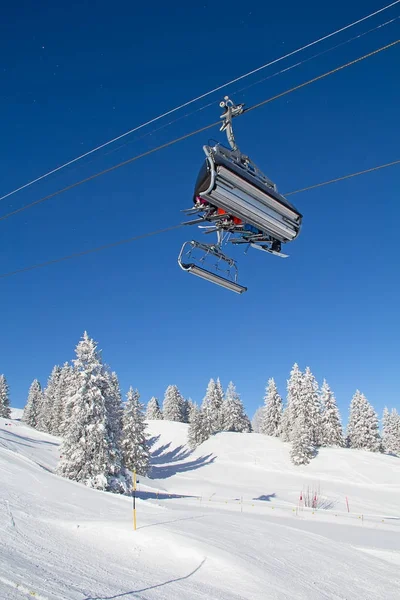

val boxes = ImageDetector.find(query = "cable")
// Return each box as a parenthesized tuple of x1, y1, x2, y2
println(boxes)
(0, 121, 220, 222)
(231, 16, 400, 100)
(1, 158, 399, 280)
(1, 0, 399, 204)
(0, 225, 184, 279)
(285, 159, 400, 195)
(1, 38, 398, 224)
(245, 38, 399, 114)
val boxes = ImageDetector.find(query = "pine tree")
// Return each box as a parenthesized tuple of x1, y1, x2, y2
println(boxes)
(162, 384, 185, 421)
(201, 378, 224, 436)
(57, 332, 127, 492)
(23, 379, 42, 428)
(221, 381, 251, 432)
(59, 364, 79, 437)
(320, 380, 343, 447)
(37, 365, 62, 433)
(347, 390, 381, 451)
(182, 398, 190, 423)
(251, 406, 264, 433)
(290, 413, 313, 466)
(121, 387, 150, 476)
(302, 367, 322, 446)
(281, 363, 303, 442)
(188, 405, 209, 449)
(103, 369, 124, 477)
(260, 378, 282, 437)
(51, 363, 73, 436)
(146, 397, 163, 420)
(0, 375, 11, 419)
(383, 408, 400, 454)
(187, 399, 198, 424)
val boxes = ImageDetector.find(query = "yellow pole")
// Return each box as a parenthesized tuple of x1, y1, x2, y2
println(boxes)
(133, 468, 137, 531)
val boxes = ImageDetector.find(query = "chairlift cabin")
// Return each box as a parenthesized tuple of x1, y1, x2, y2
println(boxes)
(179, 97, 303, 293)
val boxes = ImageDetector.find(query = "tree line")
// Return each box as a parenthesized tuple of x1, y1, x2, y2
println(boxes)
(252, 364, 400, 464)
(1, 344, 398, 487)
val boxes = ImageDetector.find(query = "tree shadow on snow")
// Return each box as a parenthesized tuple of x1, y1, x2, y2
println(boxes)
(136, 490, 197, 501)
(146, 434, 161, 450)
(151, 444, 192, 465)
(253, 493, 276, 502)
(82, 558, 206, 599)
(150, 453, 216, 479)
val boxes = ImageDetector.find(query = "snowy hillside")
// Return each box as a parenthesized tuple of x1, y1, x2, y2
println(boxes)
(1, 415, 400, 599)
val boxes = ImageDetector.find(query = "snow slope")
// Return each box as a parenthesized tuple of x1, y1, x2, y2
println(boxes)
(1, 415, 400, 600)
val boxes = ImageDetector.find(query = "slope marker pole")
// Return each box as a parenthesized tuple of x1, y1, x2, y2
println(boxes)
(133, 468, 137, 531)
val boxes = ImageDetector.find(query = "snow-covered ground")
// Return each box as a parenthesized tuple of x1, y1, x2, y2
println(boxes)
(1, 415, 399, 599)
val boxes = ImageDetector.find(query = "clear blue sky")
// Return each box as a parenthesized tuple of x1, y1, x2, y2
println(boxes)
(1, 1, 399, 422)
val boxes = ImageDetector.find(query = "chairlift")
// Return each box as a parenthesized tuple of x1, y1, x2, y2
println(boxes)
(178, 96, 302, 293)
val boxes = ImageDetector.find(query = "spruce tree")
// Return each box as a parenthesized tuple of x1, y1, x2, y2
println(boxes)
(382, 408, 400, 454)
(23, 379, 42, 428)
(188, 405, 209, 449)
(57, 332, 127, 492)
(281, 363, 303, 442)
(251, 406, 264, 433)
(187, 399, 198, 423)
(51, 363, 72, 436)
(347, 390, 381, 451)
(302, 367, 322, 446)
(37, 365, 62, 433)
(146, 397, 163, 420)
(320, 380, 343, 447)
(290, 412, 313, 466)
(201, 378, 224, 436)
(59, 364, 79, 437)
(0, 375, 11, 419)
(222, 381, 251, 433)
(121, 387, 150, 476)
(163, 384, 185, 421)
(260, 378, 282, 437)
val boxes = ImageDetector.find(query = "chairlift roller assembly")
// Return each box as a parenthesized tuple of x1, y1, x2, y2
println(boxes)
(178, 96, 303, 293)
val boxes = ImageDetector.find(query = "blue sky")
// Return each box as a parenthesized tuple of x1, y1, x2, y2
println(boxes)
(1, 0, 399, 422)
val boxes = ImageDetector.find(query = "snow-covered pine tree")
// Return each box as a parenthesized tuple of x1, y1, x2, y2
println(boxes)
(105, 370, 124, 446)
(280, 363, 303, 442)
(201, 378, 224, 436)
(121, 387, 150, 476)
(162, 384, 185, 421)
(182, 398, 191, 423)
(187, 404, 209, 449)
(251, 406, 264, 433)
(320, 379, 343, 447)
(221, 381, 251, 433)
(36, 365, 62, 433)
(0, 375, 11, 418)
(59, 364, 79, 436)
(391, 410, 400, 455)
(346, 390, 381, 451)
(260, 378, 282, 437)
(186, 398, 197, 424)
(57, 332, 127, 492)
(51, 363, 73, 436)
(103, 369, 124, 478)
(302, 367, 322, 446)
(382, 408, 400, 454)
(290, 412, 313, 466)
(23, 380, 42, 428)
(146, 396, 163, 420)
